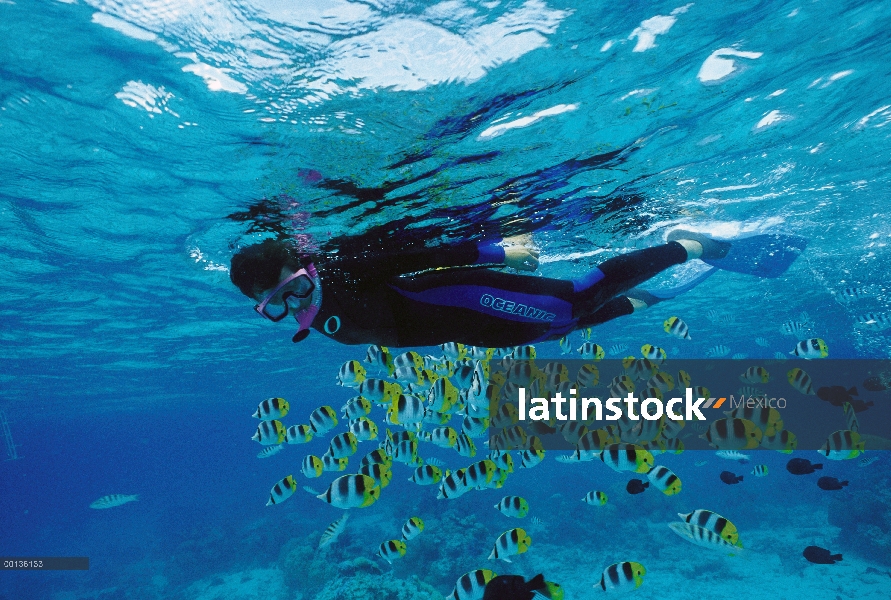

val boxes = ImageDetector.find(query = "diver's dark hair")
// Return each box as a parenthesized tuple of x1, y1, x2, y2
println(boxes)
(230, 239, 304, 298)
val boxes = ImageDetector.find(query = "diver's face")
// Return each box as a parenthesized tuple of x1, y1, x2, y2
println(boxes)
(253, 268, 313, 322)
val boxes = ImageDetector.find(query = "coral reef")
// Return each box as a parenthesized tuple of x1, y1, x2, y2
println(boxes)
(340, 557, 383, 576)
(164, 513, 302, 586)
(279, 529, 443, 600)
(278, 532, 340, 596)
(827, 473, 891, 565)
(399, 508, 492, 585)
(180, 568, 285, 600)
(315, 572, 445, 600)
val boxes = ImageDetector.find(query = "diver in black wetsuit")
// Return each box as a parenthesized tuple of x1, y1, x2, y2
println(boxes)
(229, 231, 721, 348)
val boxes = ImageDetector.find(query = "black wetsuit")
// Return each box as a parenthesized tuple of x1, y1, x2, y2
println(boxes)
(306, 240, 688, 348)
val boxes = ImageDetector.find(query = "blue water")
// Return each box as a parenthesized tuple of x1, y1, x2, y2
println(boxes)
(3, 0, 891, 598)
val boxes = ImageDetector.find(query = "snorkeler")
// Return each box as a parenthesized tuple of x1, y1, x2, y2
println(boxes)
(229, 230, 806, 348)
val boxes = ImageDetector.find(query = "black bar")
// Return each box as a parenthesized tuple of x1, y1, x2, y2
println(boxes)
(1, 557, 89, 570)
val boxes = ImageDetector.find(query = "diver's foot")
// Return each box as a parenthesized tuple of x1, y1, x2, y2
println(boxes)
(666, 229, 731, 260)
(626, 288, 662, 309)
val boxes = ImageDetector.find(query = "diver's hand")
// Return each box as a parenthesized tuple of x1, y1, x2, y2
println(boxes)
(503, 236, 539, 271)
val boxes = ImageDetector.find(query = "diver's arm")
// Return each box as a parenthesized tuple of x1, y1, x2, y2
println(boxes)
(324, 237, 537, 280)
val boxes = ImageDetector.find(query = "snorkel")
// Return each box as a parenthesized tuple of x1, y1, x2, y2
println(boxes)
(291, 262, 322, 343)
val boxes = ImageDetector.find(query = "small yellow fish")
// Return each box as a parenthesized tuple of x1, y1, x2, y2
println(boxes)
(489, 528, 532, 562)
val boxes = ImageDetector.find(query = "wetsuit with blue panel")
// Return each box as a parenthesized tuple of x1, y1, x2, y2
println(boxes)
(307, 240, 688, 347)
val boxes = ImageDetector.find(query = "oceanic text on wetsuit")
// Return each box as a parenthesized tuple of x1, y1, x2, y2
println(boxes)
(478, 294, 556, 322)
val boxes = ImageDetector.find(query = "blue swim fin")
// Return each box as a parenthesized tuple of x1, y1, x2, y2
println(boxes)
(702, 233, 808, 278)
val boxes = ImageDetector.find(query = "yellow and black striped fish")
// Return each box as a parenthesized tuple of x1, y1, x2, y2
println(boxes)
(740, 366, 770, 384)
(437, 469, 471, 500)
(647, 371, 674, 392)
(428, 426, 458, 448)
(556, 420, 588, 445)
(677, 509, 741, 546)
(492, 403, 520, 429)
(577, 342, 605, 360)
(455, 433, 477, 457)
(317, 474, 380, 509)
(360, 448, 392, 470)
(301, 455, 323, 478)
(599, 443, 654, 473)
(664, 316, 691, 340)
(641, 344, 667, 363)
(489, 528, 531, 562)
(427, 377, 459, 412)
(541, 361, 569, 382)
(446, 569, 496, 600)
(440, 342, 467, 361)
(495, 495, 529, 517)
(488, 450, 514, 473)
(760, 429, 797, 453)
(266, 474, 296, 506)
(790, 338, 829, 359)
(253, 397, 289, 420)
(401, 516, 424, 541)
(576, 363, 600, 388)
(608, 375, 635, 397)
(309, 406, 338, 435)
(463, 459, 498, 488)
(358, 378, 402, 405)
(701, 418, 763, 450)
(842, 402, 860, 433)
(392, 439, 420, 465)
(252, 420, 286, 445)
(575, 429, 613, 460)
(358, 463, 392, 488)
(342, 396, 372, 420)
(511, 345, 536, 360)
(582, 490, 607, 506)
(349, 417, 378, 441)
(337, 360, 366, 387)
(624, 357, 657, 381)
(724, 405, 783, 437)
(668, 522, 741, 554)
(326, 432, 358, 459)
(321, 455, 349, 472)
(646, 465, 682, 495)
(505, 361, 538, 387)
(388, 394, 428, 425)
(595, 562, 646, 592)
(819, 429, 865, 460)
(377, 539, 407, 564)
(787, 368, 815, 395)
(285, 424, 313, 444)
(492, 425, 527, 451)
(462, 415, 490, 438)
(393, 350, 425, 371)
(409, 464, 443, 486)
(364, 344, 394, 375)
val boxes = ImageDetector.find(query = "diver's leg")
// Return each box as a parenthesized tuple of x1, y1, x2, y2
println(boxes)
(577, 296, 635, 328)
(576, 288, 666, 328)
(666, 230, 730, 259)
(573, 242, 690, 311)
